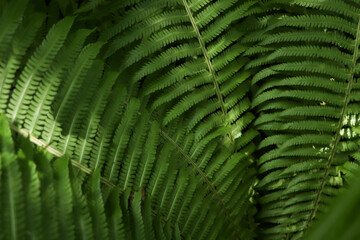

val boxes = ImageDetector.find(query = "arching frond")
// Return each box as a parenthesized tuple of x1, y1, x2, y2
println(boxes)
(245, 1, 360, 239)
(2, 0, 360, 239)
(0, 114, 183, 240)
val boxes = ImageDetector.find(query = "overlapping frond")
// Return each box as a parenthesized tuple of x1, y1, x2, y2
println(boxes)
(2, 0, 360, 239)
(244, 1, 360, 239)
(95, 0, 257, 140)
(0, 114, 181, 240)
(304, 166, 360, 240)
(0, 0, 259, 239)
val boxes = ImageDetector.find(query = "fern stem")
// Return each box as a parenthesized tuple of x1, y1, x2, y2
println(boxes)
(9, 121, 183, 234)
(181, 0, 234, 142)
(181, 0, 226, 115)
(305, 15, 360, 231)
(8, 122, 117, 189)
(160, 130, 241, 239)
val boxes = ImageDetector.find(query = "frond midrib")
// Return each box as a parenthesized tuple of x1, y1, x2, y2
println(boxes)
(181, 0, 227, 116)
(7, 121, 116, 189)
(160, 129, 242, 239)
(304, 14, 360, 232)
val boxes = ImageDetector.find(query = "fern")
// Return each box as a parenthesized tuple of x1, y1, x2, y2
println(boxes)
(304, 166, 360, 240)
(8, 16, 75, 123)
(2, 0, 259, 238)
(244, 1, 360, 239)
(0, 114, 182, 240)
(1, 0, 360, 239)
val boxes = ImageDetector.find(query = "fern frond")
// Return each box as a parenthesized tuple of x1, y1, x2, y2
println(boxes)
(0, 12, 45, 113)
(75, 70, 119, 166)
(42, 41, 104, 145)
(17, 140, 43, 240)
(104, 98, 141, 182)
(89, 84, 128, 170)
(135, 120, 160, 189)
(0, 115, 182, 240)
(23, 28, 95, 137)
(0, 118, 25, 240)
(8, 17, 75, 123)
(247, 2, 360, 238)
(0, 0, 29, 59)
(86, 169, 109, 239)
(119, 110, 150, 189)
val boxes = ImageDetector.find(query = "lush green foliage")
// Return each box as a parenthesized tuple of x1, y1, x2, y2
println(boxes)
(0, 0, 360, 239)
(0, 115, 182, 240)
(304, 166, 360, 240)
